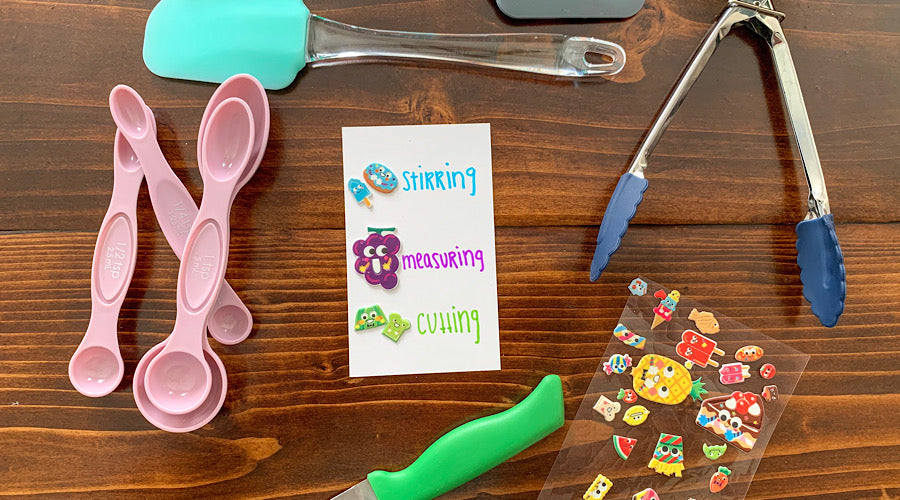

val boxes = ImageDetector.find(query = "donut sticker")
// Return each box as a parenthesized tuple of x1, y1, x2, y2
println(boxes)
(363, 163, 399, 193)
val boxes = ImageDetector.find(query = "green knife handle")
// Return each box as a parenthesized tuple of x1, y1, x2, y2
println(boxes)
(367, 374, 564, 500)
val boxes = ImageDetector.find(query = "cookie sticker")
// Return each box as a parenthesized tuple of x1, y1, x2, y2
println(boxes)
(592, 395, 622, 421)
(353, 305, 387, 332)
(688, 308, 720, 334)
(676, 329, 725, 368)
(631, 354, 707, 405)
(613, 324, 646, 350)
(583, 473, 612, 500)
(719, 362, 751, 385)
(651, 289, 680, 329)
(696, 391, 764, 452)
(647, 433, 684, 477)
(352, 227, 401, 290)
(363, 162, 399, 193)
(603, 354, 632, 375)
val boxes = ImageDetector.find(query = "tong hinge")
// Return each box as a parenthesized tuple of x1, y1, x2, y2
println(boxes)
(728, 1, 785, 20)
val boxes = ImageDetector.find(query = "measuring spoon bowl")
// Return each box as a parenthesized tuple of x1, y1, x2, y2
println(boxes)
(134, 338, 227, 432)
(198, 74, 269, 196)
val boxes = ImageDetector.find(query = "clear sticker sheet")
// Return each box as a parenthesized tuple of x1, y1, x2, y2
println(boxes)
(539, 277, 809, 500)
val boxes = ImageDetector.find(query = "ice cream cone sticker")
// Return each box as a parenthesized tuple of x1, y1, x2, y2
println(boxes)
(651, 289, 680, 329)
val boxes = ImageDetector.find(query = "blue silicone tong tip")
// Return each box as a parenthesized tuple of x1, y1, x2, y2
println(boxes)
(589, 173, 649, 282)
(796, 214, 846, 327)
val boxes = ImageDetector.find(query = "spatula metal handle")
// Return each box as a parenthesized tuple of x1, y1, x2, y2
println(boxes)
(306, 15, 625, 77)
(366, 375, 564, 500)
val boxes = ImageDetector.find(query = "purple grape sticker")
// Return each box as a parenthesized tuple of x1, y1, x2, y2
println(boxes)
(353, 227, 401, 290)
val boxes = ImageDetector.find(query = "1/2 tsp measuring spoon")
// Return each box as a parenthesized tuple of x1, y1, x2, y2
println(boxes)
(142, 98, 255, 415)
(108, 85, 254, 345)
(68, 131, 143, 397)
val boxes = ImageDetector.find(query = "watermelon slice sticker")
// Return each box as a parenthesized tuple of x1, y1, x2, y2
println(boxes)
(613, 435, 637, 460)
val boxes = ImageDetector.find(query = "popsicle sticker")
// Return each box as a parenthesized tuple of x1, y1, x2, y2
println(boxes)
(719, 362, 751, 385)
(348, 178, 373, 208)
(676, 329, 724, 368)
(651, 289, 680, 329)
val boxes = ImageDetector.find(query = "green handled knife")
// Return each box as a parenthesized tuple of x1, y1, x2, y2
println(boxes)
(332, 374, 565, 500)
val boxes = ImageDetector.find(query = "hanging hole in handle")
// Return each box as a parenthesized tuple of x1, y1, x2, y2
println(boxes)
(563, 38, 626, 76)
(585, 51, 614, 65)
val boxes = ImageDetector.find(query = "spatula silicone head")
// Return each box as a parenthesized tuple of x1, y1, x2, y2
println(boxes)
(143, 0, 310, 90)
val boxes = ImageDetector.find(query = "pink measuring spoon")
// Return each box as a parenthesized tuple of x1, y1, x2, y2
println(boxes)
(108, 85, 254, 345)
(68, 131, 143, 397)
(142, 98, 255, 415)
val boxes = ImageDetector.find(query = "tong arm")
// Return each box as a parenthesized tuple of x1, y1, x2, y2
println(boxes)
(627, 5, 753, 175)
(749, 14, 831, 218)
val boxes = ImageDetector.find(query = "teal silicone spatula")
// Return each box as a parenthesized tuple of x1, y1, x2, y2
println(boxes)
(331, 374, 564, 500)
(143, 0, 625, 90)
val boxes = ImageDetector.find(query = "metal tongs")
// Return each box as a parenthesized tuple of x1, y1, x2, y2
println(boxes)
(589, 0, 845, 327)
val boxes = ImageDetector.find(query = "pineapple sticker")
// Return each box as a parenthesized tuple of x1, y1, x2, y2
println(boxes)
(631, 354, 707, 405)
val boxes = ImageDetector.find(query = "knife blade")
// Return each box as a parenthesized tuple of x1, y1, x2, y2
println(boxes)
(332, 374, 564, 500)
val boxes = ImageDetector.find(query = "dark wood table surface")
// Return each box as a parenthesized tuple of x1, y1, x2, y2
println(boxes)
(1, 0, 897, 498)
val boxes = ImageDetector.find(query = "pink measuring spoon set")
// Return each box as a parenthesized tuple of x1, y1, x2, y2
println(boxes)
(68, 74, 270, 432)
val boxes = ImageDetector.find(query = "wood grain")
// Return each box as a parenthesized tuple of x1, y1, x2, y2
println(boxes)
(0, 0, 898, 498)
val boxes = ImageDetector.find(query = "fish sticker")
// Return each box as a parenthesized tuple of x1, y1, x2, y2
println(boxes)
(676, 329, 725, 368)
(631, 354, 707, 405)
(603, 354, 632, 375)
(622, 405, 650, 426)
(688, 308, 720, 334)
(583, 473, 612, 500)
(735, 345, 764, 362)
(648, 433, 685, 477)
(613, 324, 646, 350)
